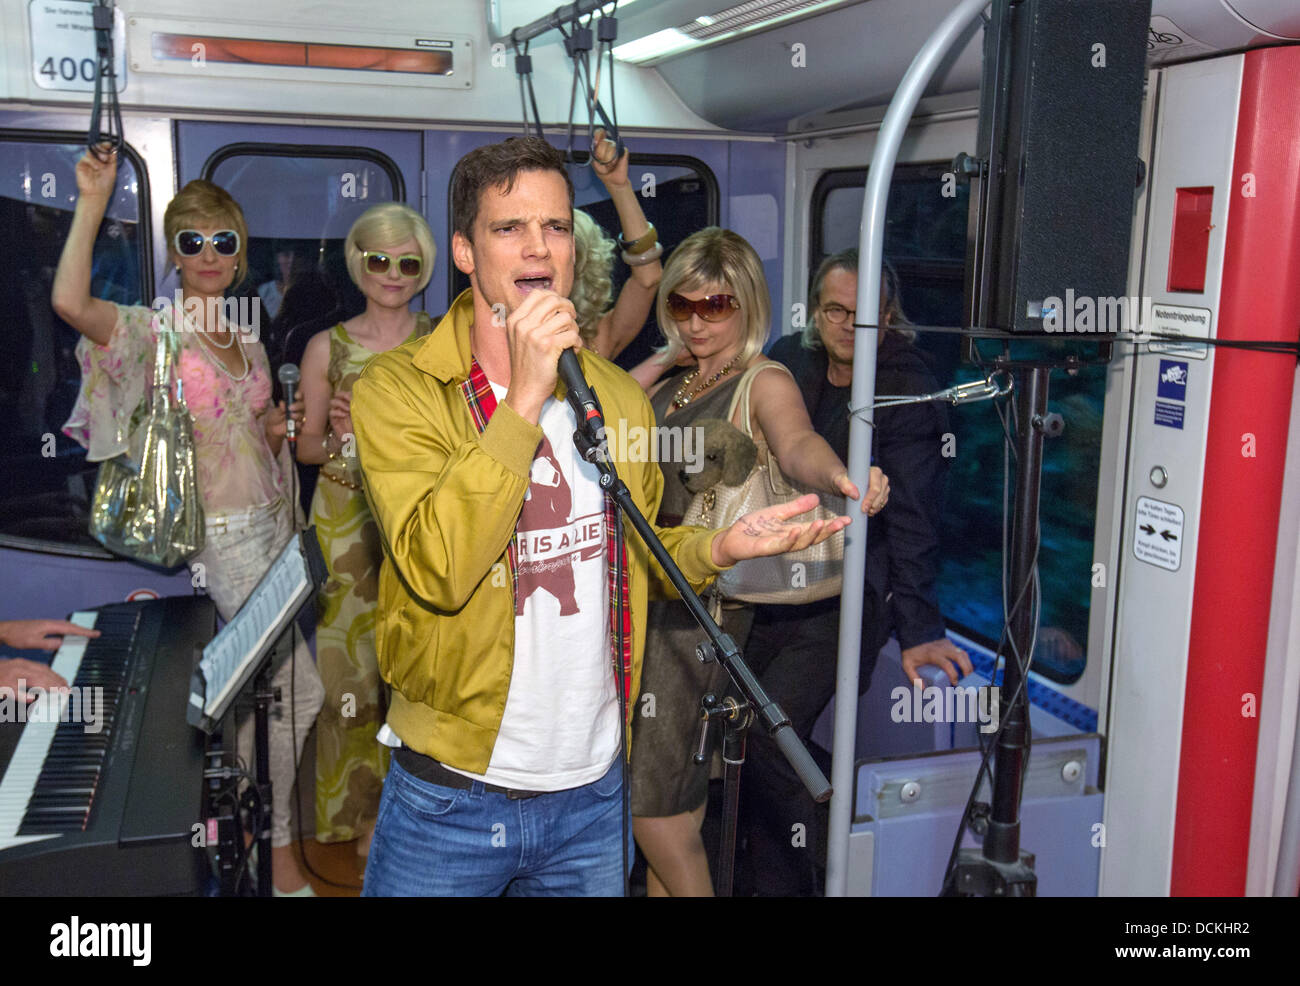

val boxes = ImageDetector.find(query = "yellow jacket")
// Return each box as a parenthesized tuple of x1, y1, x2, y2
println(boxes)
(351, 290, 724, 774)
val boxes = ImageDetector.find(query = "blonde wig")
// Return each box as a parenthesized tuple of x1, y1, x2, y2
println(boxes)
(655, 227, 770, 366)
(344, 202, 437, 293)
(572, 208, 615, 346)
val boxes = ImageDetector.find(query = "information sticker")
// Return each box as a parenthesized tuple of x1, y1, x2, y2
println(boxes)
(29, 0, 127, 93)
(1133, 496, 1184, 572)
(1147, 303, 1211, 361)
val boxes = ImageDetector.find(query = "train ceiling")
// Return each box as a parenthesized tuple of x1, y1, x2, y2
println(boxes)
(494, 0, 1300, 132)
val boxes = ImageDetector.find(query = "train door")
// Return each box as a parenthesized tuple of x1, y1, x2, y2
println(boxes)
(1103, 46, 1300, 898)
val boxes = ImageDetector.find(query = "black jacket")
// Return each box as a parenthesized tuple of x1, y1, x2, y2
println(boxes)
(766, 332, 950, 651)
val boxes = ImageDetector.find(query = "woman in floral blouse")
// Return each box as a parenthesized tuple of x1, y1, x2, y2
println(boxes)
(54, 147, 325, 897)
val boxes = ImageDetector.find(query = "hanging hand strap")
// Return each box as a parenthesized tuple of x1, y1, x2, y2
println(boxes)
(88, 1, 124, 162)
(512, 37, 545, 140)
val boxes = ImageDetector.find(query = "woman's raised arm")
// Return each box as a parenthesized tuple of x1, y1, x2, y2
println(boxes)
(51, 148, 123, 346)
(588, 129, 663, 361)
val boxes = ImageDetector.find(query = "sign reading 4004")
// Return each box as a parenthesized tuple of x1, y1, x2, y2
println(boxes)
(29, 1, 127, 94)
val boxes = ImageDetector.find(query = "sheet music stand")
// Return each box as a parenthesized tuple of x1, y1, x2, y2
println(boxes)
(187, 529, 327, 896)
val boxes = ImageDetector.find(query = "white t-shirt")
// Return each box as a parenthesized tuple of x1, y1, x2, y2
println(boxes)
(382, 388, 619, 791)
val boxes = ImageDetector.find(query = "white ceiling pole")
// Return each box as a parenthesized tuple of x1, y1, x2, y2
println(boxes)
(825, 0, 990, 898)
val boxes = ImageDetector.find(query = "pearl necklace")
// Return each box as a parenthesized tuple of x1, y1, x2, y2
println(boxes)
(195, 326, 250, 382)
(180, 301, 237, 348)
(672, 352, 743, 408)
(202, 328, 236, 349)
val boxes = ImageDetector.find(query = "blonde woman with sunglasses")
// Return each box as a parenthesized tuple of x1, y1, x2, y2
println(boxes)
(54, 147, 325, 896)
(296, 202, 435, 860)
(630, 227, 891, 896)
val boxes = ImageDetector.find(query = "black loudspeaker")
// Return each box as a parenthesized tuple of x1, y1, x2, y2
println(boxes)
(965, 0, 1152, 337)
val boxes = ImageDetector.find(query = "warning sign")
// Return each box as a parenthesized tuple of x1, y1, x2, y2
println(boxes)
(1134, 496, 1184, 572)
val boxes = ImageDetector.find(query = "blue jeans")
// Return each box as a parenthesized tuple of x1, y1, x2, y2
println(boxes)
(361, 756, 631, 896)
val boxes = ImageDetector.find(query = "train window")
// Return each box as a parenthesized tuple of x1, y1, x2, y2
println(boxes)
(446, 154, 718, 372)
(812, 166, 1097, 683)
(0, 134, 150, 552)
(201, 145, 406, 371)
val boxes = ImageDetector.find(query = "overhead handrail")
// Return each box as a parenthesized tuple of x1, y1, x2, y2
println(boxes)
(505, 2, 624, 164)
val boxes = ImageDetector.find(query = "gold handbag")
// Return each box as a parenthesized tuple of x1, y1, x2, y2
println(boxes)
(681, 361, 844, 604)
(89, 327, 204, 567)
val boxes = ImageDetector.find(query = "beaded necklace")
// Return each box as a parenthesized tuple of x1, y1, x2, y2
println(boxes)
(672, 352, 743, 409)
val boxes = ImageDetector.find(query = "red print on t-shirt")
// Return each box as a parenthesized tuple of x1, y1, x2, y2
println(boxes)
(514, 436, 602, 617)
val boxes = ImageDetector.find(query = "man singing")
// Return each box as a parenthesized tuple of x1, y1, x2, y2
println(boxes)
(351, 137, 847, 896)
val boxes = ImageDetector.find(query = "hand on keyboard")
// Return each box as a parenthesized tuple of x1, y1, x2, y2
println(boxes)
(0, 619, 101, 652)
(0, 658, 68, 698)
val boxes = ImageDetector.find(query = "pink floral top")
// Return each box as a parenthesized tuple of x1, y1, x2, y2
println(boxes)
(63, 303, 294, 513)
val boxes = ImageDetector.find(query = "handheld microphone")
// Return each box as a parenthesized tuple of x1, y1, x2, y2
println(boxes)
(557, 348, 606, 444)
(277, 363, 300, 450)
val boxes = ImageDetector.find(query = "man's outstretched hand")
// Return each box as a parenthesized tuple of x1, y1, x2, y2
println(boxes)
(710, 493, 850, 568)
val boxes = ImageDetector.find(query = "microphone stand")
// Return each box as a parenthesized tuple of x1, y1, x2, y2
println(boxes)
(563, 380, 832, 896)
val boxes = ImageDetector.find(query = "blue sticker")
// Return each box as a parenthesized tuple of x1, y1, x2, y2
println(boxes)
(1157, 360, 1189, 401)
(1154, 400, 1185, 429)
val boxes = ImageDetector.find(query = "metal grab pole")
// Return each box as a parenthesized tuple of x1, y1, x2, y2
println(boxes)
(825, 0, 990, 897)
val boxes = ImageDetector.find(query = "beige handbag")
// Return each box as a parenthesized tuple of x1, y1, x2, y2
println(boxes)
(682, 361, 844, 604)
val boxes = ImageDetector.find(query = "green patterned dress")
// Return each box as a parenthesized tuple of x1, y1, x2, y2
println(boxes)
(312, 315, 429, 843)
